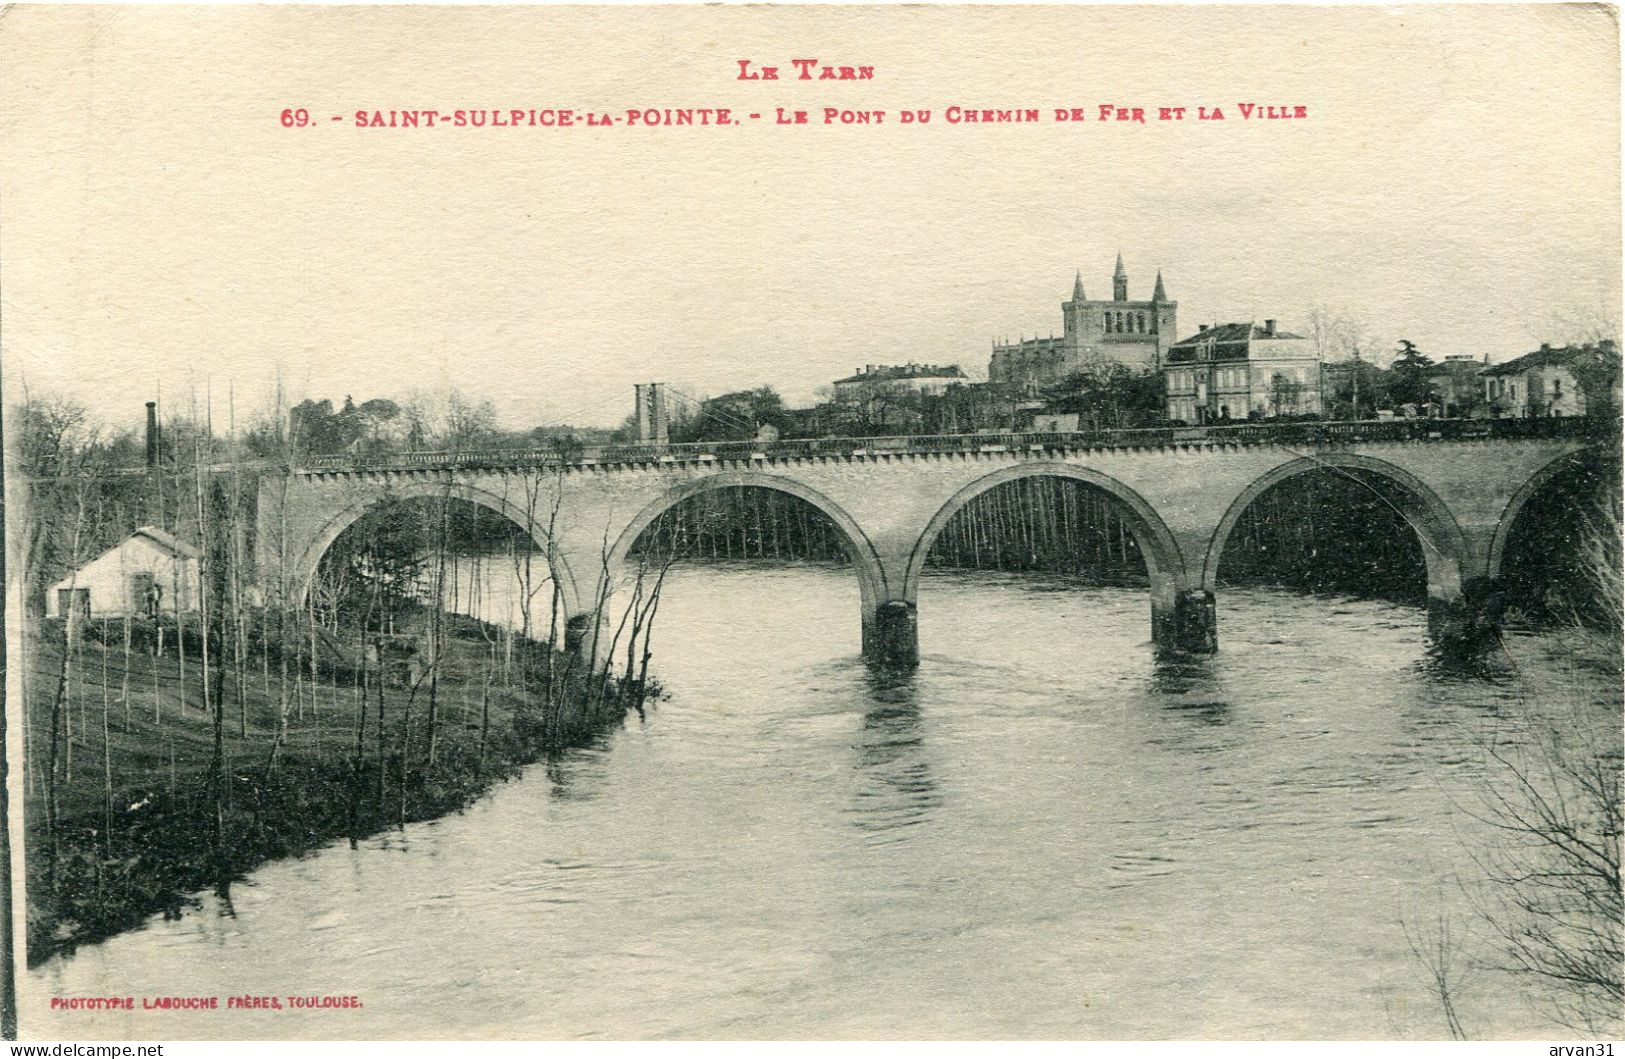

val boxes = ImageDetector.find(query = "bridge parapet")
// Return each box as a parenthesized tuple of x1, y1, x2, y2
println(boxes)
(295, 416, 1612, 475)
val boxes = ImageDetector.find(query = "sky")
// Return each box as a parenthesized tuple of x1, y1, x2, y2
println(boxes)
(2, 4, 1619, 433)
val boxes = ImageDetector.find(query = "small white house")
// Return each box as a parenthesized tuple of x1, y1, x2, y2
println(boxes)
(1029, 411, 1083, 433)
(46, 526, 200, 621)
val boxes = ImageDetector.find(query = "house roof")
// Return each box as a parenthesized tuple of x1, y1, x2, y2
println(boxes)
(1481, 342, 1619, 377)
(1170, 322, 1255, 349)
(1165, 322, 1307, 364)
(1427, 358, 1485, 380)
(130, 526, 201, 558)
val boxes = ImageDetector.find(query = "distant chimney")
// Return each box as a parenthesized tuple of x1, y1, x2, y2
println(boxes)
(1198, 323, 1208, 333)
(1541, 343, 1552, 352)
(1264, 319, 1277, 336)
(145, 401, 159, 469)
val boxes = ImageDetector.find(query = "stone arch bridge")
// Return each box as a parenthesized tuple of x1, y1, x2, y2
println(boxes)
(255, 420, 1611, 666)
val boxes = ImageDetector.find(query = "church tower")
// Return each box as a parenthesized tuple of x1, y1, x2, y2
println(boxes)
(1062, 270, 1088, 343)
(990, 255, 1176, 383)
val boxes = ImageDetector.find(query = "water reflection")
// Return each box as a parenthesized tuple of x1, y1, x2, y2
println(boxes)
(542, 744, 613, 803)
(1146, 654, 1231, 725)
(848, 670, 940, 839)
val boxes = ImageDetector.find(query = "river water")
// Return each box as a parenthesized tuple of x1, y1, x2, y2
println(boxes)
(30, 563, 1619, 1039)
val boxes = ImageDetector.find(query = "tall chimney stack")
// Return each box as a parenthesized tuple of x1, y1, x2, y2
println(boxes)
(145, 401, 159, 468)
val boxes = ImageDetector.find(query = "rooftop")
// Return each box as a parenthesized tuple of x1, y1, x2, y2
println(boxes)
(835, 362, 968, 384)
(1481, 341, 1620, 377)
(1165, 321, 1306, 363)
(131, 526, 201, 558)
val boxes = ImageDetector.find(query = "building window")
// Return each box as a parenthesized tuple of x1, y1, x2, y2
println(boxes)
(57, 587, 90, 621)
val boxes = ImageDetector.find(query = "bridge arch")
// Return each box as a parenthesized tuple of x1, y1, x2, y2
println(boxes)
(290, 477, 583, 621)
(903, 463, 1189, 605)
(1202, 453, 1470, 600)
(603, 470, 889, 631)
(1486, 446, 1612, 583)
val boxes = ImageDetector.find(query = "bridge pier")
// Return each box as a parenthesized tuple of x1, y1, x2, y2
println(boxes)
(1428, 576, 1505, 653)
(1153, 589, 1218, 654)
(863, 600, 919, 668)
(564, 612, 595, 655)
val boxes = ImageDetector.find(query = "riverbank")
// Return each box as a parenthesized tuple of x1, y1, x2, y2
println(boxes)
(22, 611, 651, 966)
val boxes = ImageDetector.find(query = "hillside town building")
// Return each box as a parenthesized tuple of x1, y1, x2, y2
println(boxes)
(1162, 320, 1321, 423)
(987, 255, 1177, 387)
(833, 362, 967, 398)
(1481, 341, 1620, 418)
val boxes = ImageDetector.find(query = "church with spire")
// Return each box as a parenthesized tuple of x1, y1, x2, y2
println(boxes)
(987, 255, 1177, 387)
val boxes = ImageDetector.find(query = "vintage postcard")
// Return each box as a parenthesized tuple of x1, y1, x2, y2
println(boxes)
(0, 2, 1620, 1043)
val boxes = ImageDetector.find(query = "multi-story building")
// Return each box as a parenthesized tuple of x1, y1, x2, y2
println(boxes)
(987, 255, 1177, 387)
(1481, 341, 1619, 418)
(1427, 354, 1489, 417)
(1163, 320, 1321, 423)
(832, 362, 968, 398)
(826, 363, 972, 434)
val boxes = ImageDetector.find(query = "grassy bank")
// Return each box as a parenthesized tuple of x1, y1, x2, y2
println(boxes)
(22, 612, 649, 967)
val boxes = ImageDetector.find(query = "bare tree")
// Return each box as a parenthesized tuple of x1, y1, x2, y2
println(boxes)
(1401, 898, 1473, 1039)
(1268, 372, 1307, 418)
(400, 387, 499, 453)
(1469, 500, 1623, 1034)
(1534, 307, 1621, 349)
